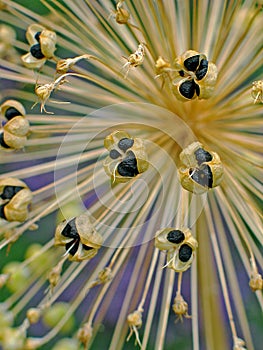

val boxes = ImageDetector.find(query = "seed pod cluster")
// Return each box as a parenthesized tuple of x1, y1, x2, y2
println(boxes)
(54, 213, 103, 262)
(0, 100, 29, 150)
(103, 130, 149, 183)
(154, 227, 198, 272)
(0, 178, 32, 222)
(173, 50, 218, 101)
(21, 24, 56, 69)
(178, 142, 223, 194)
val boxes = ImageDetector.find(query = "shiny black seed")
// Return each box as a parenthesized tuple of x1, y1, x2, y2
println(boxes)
(65, 240, 79, 256)
(118, 138, 134, 152)
(194, 148, 213, 165)
(83, 244, 93, 251)
(195, 59, 208, 80)
(0, 186, 24, 200)
(117, 151, 139, 177)
(184, 55, 200, 71)
(5, 107, 20, 120)
(179, 80, 196, 99)
(190, 164, 213, 188)
(30, 43, 45, 59)
(179, 70, 185, 77)
(61, 218, 80, 239)
(179, 244, 192, 262)
(167, 230, 185, 244)
(109, 149, 121, 159)
(0, 205, 6, 219)
(34, 31, 42, 42)
(195, 82, 200, 96)
(0, 133, 10, 149)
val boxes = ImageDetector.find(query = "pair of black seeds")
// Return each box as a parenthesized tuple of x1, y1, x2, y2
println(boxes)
(0, 106, 21, 148)
(61, 218, 93, 256)
(166, 230, 192, 262)
(0, 185, 24, 219)
(109, 138, 139, 178)
(30, 31, 45, 59)
(190, 148, 213, 188)
(179, 55, 209, 99)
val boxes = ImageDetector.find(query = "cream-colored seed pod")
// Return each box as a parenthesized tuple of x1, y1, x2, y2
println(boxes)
(154, 227, 192, 251)
(154, 227, 198, 273)
(178, 142, 223, 194)
(54, 213, 103, 262)
(103, 130, 149, 183)
(0, 100, 26, 118)
(173, 50, 217, 101)
(21, 24, 56, 69)
(0, 178, 32, 222)
(0, 100, 29, 150)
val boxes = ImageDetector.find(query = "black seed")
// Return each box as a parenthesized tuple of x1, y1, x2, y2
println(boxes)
(30, 43, 45, 59)
(65, 240, 79, 256)
(179, 70, 185, 77)
(194, 148, 213, 165)
(0, 204, 6, 219)
(190, 164, 213, 188)
(0, 133, 10, 149)
(117, 151, 139, 177)
(34, 31, 42, 42)
(195, 59, 208, 80)
(61, 218, 80, 239)
(179, 244, 192, 262)
(109, 149, 121, 159)
(118, 138, 134, 152)
(195, 82, 200, 96)
(179, 80, 196, 99)
(184, 55, 200, 71)
(167, 230, 185, 244)
(83, 244, 93, 251)
(0, 186, 24, 200)
(5, 107, 20, 120)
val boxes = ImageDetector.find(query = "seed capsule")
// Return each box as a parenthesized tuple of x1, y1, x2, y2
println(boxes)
(178, 142, 223, 194)
(155, 227, 198, 272)
(173, 50, 217, 101)
(0, 100, 29, 150)
(21, 24, 56, 69)
(0, 178, 32, 222)
(54, 213, 103, 262)
(103, 130, 149, 183)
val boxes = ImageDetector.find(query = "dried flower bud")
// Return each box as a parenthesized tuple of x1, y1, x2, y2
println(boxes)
(249, 272, 263, 291)
(155, 56, 171, 76)
(21, 24, 56, 69)
(126, 309, 143, 347)
(173, 50, 217, 100)
(56, 55, 90, 74)
(233, 337, 247, 350)
(122, 43, 146, 78)
(77, 322, 93, 347)
(48, 264, 62, 289)
(104, 130, 149, 183)
(251, 80, 263, 103)
(0, 178, 32, 222)
(178, 141, 223, 194)
(172, 293, 191, 322)
(26, 308, 41, 324)
(98, 267, 112, 284)
(54, 213, 103, 262)
(113, 1, 130, 24)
